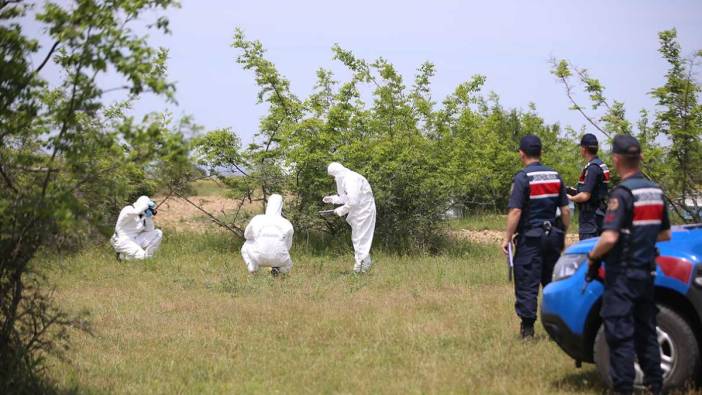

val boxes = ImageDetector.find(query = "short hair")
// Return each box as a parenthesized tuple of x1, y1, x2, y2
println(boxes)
(520, 149, 541, 159)
(583, 145, 598, 155)
(617, 153, 641, 169)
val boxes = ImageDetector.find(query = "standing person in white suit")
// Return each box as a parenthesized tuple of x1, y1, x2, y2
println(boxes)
(241, 194, 294, 276)
(323, 162, 376, 273)
(111, 196, 163, 261)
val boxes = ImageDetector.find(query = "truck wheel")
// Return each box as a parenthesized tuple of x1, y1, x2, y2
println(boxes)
(593, 305, 699, 391)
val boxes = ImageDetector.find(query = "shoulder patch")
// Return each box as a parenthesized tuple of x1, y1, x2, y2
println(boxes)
(608, 197, 619, 211)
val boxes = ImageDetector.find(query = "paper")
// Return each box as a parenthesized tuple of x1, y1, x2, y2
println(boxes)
(508, 242, 514, 267)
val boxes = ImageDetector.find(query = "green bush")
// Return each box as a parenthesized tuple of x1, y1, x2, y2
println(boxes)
(193, 30, 582, 252)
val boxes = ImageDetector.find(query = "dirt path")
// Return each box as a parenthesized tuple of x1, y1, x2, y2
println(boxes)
(155, 195, 579, 247)
(154, 195, 261, 232)
(450, 229, 579, 246)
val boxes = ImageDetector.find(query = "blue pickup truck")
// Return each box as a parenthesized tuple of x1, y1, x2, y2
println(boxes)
(541, 225, 702, 391)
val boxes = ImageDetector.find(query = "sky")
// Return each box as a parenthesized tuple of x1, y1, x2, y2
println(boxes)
(26, 0, 702, 144)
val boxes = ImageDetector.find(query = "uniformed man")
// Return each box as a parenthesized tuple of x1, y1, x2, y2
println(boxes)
(585, 135, 671, 395)
(568, 133, 610, 240)
(502, 134, 570, 339)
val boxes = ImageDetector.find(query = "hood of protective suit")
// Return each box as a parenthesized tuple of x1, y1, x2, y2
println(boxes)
(133, 196, 152, 214)
(327, 162, 347, 177)
(265, 194, 284, 216)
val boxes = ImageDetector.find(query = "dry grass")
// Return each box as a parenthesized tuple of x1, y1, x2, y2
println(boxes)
(449, 228, 580, 247)
(37, 231, 610, 394)
(447, 214, 580, 246)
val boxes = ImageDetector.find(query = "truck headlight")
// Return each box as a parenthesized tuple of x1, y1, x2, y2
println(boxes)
(552, 254, 587, 281)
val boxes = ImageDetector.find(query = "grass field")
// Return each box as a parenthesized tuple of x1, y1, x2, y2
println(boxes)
(36, 229, 612, 395)
(447, 214, 506, 232)
(189, 179, 232, 197)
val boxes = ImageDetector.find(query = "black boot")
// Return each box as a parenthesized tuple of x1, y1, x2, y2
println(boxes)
(271, 267, 280, 277)
(115, 252, 122, 262)
(520, 320, 535, 339)
(646, 384, 662, 395)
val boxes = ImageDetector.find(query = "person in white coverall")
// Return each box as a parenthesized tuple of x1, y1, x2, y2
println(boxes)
(323, 162, 376, 273)
(241, 194, 294, 276)
(111, 196, 163, 260)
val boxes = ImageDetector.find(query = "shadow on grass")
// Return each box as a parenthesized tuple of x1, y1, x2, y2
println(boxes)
(166, 230, 241, 254)
(161, 220, 502, 260)
(292, 230, 352, 257)
(292, 228, 498, 259)
(1, 370, 85, 395)
(551, 369, 607, 394)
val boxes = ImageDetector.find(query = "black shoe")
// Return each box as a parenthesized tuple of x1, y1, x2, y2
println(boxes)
(271, 267, 280, 277)
(645, 385, 661, 395)
(520, 321, 535, 339)
(115, 252, 122, 262)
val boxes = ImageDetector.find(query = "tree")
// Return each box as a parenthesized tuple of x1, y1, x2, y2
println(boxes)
(0, 0, 181, 389)
(551, 29, 702, 221)
(195, 29, 572, 251)
(650, 29, 702, 220)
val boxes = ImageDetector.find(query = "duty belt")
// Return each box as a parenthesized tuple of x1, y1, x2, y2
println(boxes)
(542, 221, 552, 236)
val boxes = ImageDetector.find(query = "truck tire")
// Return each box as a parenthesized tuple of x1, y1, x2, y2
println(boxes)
(593, 305, 699, 391)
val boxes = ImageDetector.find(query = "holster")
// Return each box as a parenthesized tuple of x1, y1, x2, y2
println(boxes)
(540, 221, 564, 252)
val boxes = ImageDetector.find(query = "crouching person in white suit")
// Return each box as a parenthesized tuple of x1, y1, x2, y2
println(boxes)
(241, 194, 294, 276)
(111, 196, 163, 261)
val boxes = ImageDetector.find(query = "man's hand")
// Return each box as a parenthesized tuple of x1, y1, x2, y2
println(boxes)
(657, 229, 672, 242)
(585, 253, 601, 283)
(560, 205, 571, 233)
(322, 196, 334, 204)
(503, 208, 521, 256)
(569, 191, 591, 204)
(501, 239, 510, 255)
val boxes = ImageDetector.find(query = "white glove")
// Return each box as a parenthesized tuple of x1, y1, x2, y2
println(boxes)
(324, 195, 345, 204)
(334, 206, 348, 217)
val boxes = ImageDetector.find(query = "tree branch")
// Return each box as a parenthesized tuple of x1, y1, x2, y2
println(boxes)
(34, 40, 60, 75)
(172, 190, 244, 239)
(102, 86, 159, 95)
(40, 25, 96, 200)
(553, 59, 697, 221)
(0, 161, 18, 193)
(0, 0, 23, 12)
(573, 66, 613, 113)
(40, 8, 138, 199)
(555, 68, 610, 137)
(101, 85, 130, 94)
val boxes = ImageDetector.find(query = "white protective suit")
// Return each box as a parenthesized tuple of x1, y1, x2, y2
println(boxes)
(323, 162, 376, 273)
(241, 194, 294, 274)
(110, 196, 163, 260)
